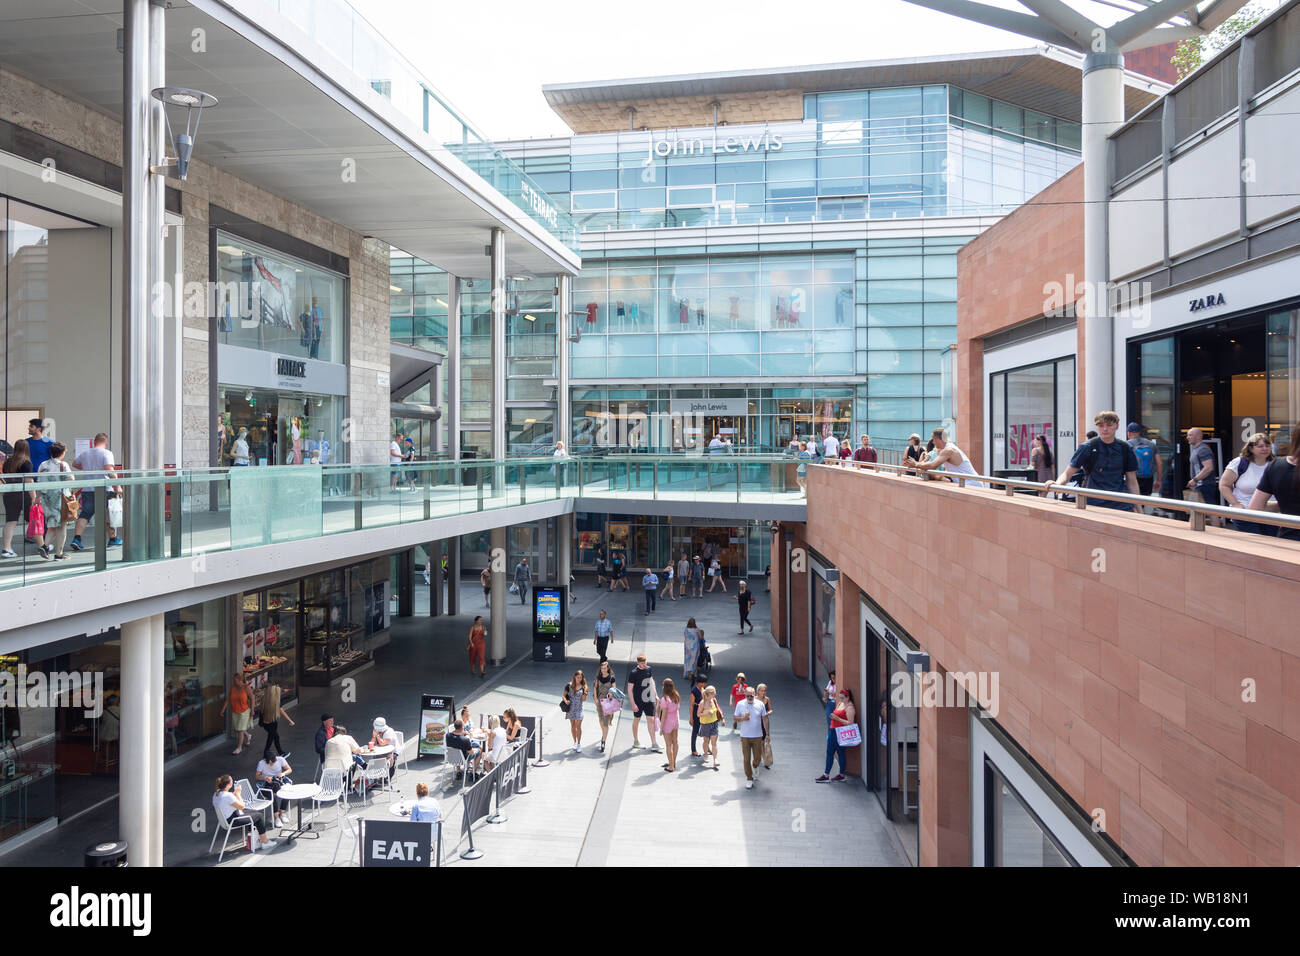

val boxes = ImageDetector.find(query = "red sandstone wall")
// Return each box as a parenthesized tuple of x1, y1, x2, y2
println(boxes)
(957, 166, 1086, 470)
(806, 464, 1300, 867)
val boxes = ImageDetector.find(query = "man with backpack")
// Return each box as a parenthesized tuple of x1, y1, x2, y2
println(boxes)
(1126, 422, 1163, 499)
(1046, 411, 1140, 511)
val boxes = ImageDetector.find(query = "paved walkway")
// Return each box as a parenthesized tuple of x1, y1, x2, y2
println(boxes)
(1, 577, 904, 867)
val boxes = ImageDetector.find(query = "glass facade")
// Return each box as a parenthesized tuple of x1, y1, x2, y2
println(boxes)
(502, 85, 1080, 230)
(389, 250, 450, 354)
(214, 232, 345, 365)
(988, 358, 1076, 473)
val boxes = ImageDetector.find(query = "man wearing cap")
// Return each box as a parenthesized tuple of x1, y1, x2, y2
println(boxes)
(370, 717, 398, 776)
(314, 714, 335, 768)
(1126, 422, 1163, 508)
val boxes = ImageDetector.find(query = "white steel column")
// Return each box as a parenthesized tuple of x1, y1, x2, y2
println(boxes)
(1082, 54, 1126, 420)
(557, 513, 572, 593)
(446, 274, 460, 459)
(148, 613, 164, 865)
(146, 0, 166, 559)
(490, 228, 507, 473)
(490, 525, 507, 664)
(122, 0, 151, 563)
(119, 615, 155, 865)
(557, 274, 572, 447)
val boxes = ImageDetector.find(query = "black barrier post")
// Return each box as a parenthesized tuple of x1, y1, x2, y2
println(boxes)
(486, 769, 507, 825)
(517, 730, 532, 794)
(435, 819, 443, 868)
(532, 715, 549, 768)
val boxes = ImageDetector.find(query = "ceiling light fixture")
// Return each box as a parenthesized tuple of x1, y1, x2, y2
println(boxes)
(149, 86, 218, 180)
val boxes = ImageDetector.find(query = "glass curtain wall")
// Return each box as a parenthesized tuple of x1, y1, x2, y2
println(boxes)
(505, 85, 1080, 229)
(0, 196, 112, 450)
(389, 250, 449, 354)
(988, 357, 1076, 473)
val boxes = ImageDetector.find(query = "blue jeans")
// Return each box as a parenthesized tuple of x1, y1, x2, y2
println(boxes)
(824, 728, 846, 775)
(1233, 518, 1277, 537)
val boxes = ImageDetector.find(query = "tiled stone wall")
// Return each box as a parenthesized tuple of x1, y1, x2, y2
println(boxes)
(0, 67, 391, 468)
(802, 463, 1300, 866)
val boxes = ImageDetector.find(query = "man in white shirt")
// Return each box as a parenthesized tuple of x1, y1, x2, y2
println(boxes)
(822, 433, 841, 462)
(70, 433, 121, 551)
(389, 433, 404, 490)
(733, 686, 768, 789)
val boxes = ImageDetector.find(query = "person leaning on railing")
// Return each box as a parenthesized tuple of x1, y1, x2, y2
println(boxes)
(1247, 423, 1300, 541)
(1044, 412, 1139, 511)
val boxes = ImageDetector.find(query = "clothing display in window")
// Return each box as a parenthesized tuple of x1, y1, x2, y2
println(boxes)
(774, 296, 788, 327)
(729, 296, 740, 322)
(789, 298, 801, 326)
(586, 302, 598, 324)
(616, 300, 626, 319)
(679, 299, 690, 325)
(696, 306, 706, 327)
(629, 302, 639, 321)
(835, 289, 851, 325)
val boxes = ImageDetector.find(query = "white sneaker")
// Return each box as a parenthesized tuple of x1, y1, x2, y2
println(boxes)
(263, 839, 278, 850)
(745, 781, 753, 789)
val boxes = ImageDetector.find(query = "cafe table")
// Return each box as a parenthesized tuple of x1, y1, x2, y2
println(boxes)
(276, 782, 322, 841)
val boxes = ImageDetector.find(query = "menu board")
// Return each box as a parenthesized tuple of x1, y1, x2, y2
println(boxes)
(418, 693, 454, 758)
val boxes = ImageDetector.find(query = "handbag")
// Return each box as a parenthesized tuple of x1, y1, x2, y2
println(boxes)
(60, 488, 80, 523)
(835, 723, 862, 747)
(600, 697, 621, 716)
(559, 689, 571, 714)
(27, 500, 45, 538)
(762, 738, 774, 768)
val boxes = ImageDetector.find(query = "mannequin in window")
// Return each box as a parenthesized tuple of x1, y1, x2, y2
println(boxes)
(317, 429, 330, 465)
(310, 296, 324, 360)
(290, 417, 302, 465)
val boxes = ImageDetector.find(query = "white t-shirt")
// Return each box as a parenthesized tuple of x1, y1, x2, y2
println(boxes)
(488, 726, 507, 762)
(822, 435, 841, 459)
(389, 441, 402, 464)
(74, 446, 115, 476)
(733, 700, 768, 739)
(256, 756, 289, 780)
(231, 439, 250, 464)
(213, 789, 238, 820)
(1228, 457, 1267, 508)
(553, 447, 569, 459)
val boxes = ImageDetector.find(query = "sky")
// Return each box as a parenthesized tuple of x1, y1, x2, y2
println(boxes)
(347, 0, 1123, 141)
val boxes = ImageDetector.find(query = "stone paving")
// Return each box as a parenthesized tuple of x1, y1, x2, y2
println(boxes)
(1, 576, 904, 868)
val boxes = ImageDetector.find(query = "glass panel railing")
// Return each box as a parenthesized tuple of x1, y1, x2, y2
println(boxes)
(0, 456, 803, 592)
(261, 0, 579, 252)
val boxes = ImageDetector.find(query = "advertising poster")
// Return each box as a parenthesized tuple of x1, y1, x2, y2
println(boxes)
(535, 590, 562, 634)
(253, 627, 266, 661)
(578, 530, 601, 550)
(418, 693, 454, 758)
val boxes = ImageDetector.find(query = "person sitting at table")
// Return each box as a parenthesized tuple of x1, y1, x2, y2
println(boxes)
(409, 782, 441, 824)
(314, 713, 335, 768)
(482, 716, 508, 771)
(458, 706, 475, 735)
(324, 723, 364, 790)
(214, 773, 277, 852)
(503, 708, 523, 746)
(446, 720, 482, 776)
(369, 716, 398, 775)
(255, 746, 293, 828)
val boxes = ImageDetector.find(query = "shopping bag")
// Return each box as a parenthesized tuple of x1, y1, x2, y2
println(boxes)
(27, 501, 45, 538)
(762, 738, 774, 768)
(835, 723, 862, 747)
(600, 697, 621, 716)
(508, 582, 519, 595)
(107, 496, 123, 527)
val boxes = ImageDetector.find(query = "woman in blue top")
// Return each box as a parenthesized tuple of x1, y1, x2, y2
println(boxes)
(796, 441, 812, 496)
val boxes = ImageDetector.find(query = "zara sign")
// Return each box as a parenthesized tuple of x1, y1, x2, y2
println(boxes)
(1188, 291, 1226, 312)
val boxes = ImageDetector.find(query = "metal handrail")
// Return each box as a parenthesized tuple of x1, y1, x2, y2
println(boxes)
(819, 460, 1300, 537)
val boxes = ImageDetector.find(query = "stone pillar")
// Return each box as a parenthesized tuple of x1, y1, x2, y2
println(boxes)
(489, 525, 507, 664)
(769, 526, 786, 647)
(789, 525, 809, 680)
(557, 512, 572, 593)
(919, 664, 972, 867)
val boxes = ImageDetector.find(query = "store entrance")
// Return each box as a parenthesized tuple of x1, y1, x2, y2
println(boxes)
(702, 415, 749, 450)
(1131, 314, 1268, 498)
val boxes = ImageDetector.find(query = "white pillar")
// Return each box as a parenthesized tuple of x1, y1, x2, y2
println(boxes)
(146, 0, 166, 560)
(446, 274, 460, 458)
(490, 525, 507, 665)
(489, 229, 507, 478)
(557, 274, 572, 448)
(119, 616, 154, 865)
(1081, 54, 1126, 421)
(148, 613, 164, 865)
(557, 513, 572, 592)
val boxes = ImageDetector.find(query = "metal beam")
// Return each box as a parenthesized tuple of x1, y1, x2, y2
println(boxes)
(1121, 23, 1206, 49)
(1108, 0, 1204, 48)
(1017, 0, 1103, 51)
(898, 0, 1078, 48)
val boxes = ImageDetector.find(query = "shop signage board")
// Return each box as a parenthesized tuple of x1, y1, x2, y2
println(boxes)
(669, 398, 748, 417)
(418, 694, 454, 757)
(360, 818, 433, 867)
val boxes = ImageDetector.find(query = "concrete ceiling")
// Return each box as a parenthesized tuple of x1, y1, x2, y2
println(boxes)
(0, 0, 578, 278)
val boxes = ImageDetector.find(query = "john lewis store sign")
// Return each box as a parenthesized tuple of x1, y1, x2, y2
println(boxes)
(651, 129, 783, 157)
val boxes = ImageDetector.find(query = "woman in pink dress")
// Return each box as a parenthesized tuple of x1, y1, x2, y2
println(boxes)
(658, 678, 681, 773)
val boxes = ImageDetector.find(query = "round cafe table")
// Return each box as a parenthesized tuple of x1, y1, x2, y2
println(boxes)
(389, 800, 413, 817)
(276, 782, 322, 841)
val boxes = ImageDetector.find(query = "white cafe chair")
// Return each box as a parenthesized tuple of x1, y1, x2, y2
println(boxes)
(209, 807, 255, 862)
(392, 730, 409, 776)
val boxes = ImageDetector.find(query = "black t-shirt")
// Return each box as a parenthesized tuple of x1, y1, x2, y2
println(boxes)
(738, 590, 756, 609)
(447, 733, 475, 755)
(1070, 438, 1138, 492)
(691, 684, 704, 720)
(905, 444, 922, 462)
(627, 664, 653, 703)
(1257, 458, 1300, 515)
